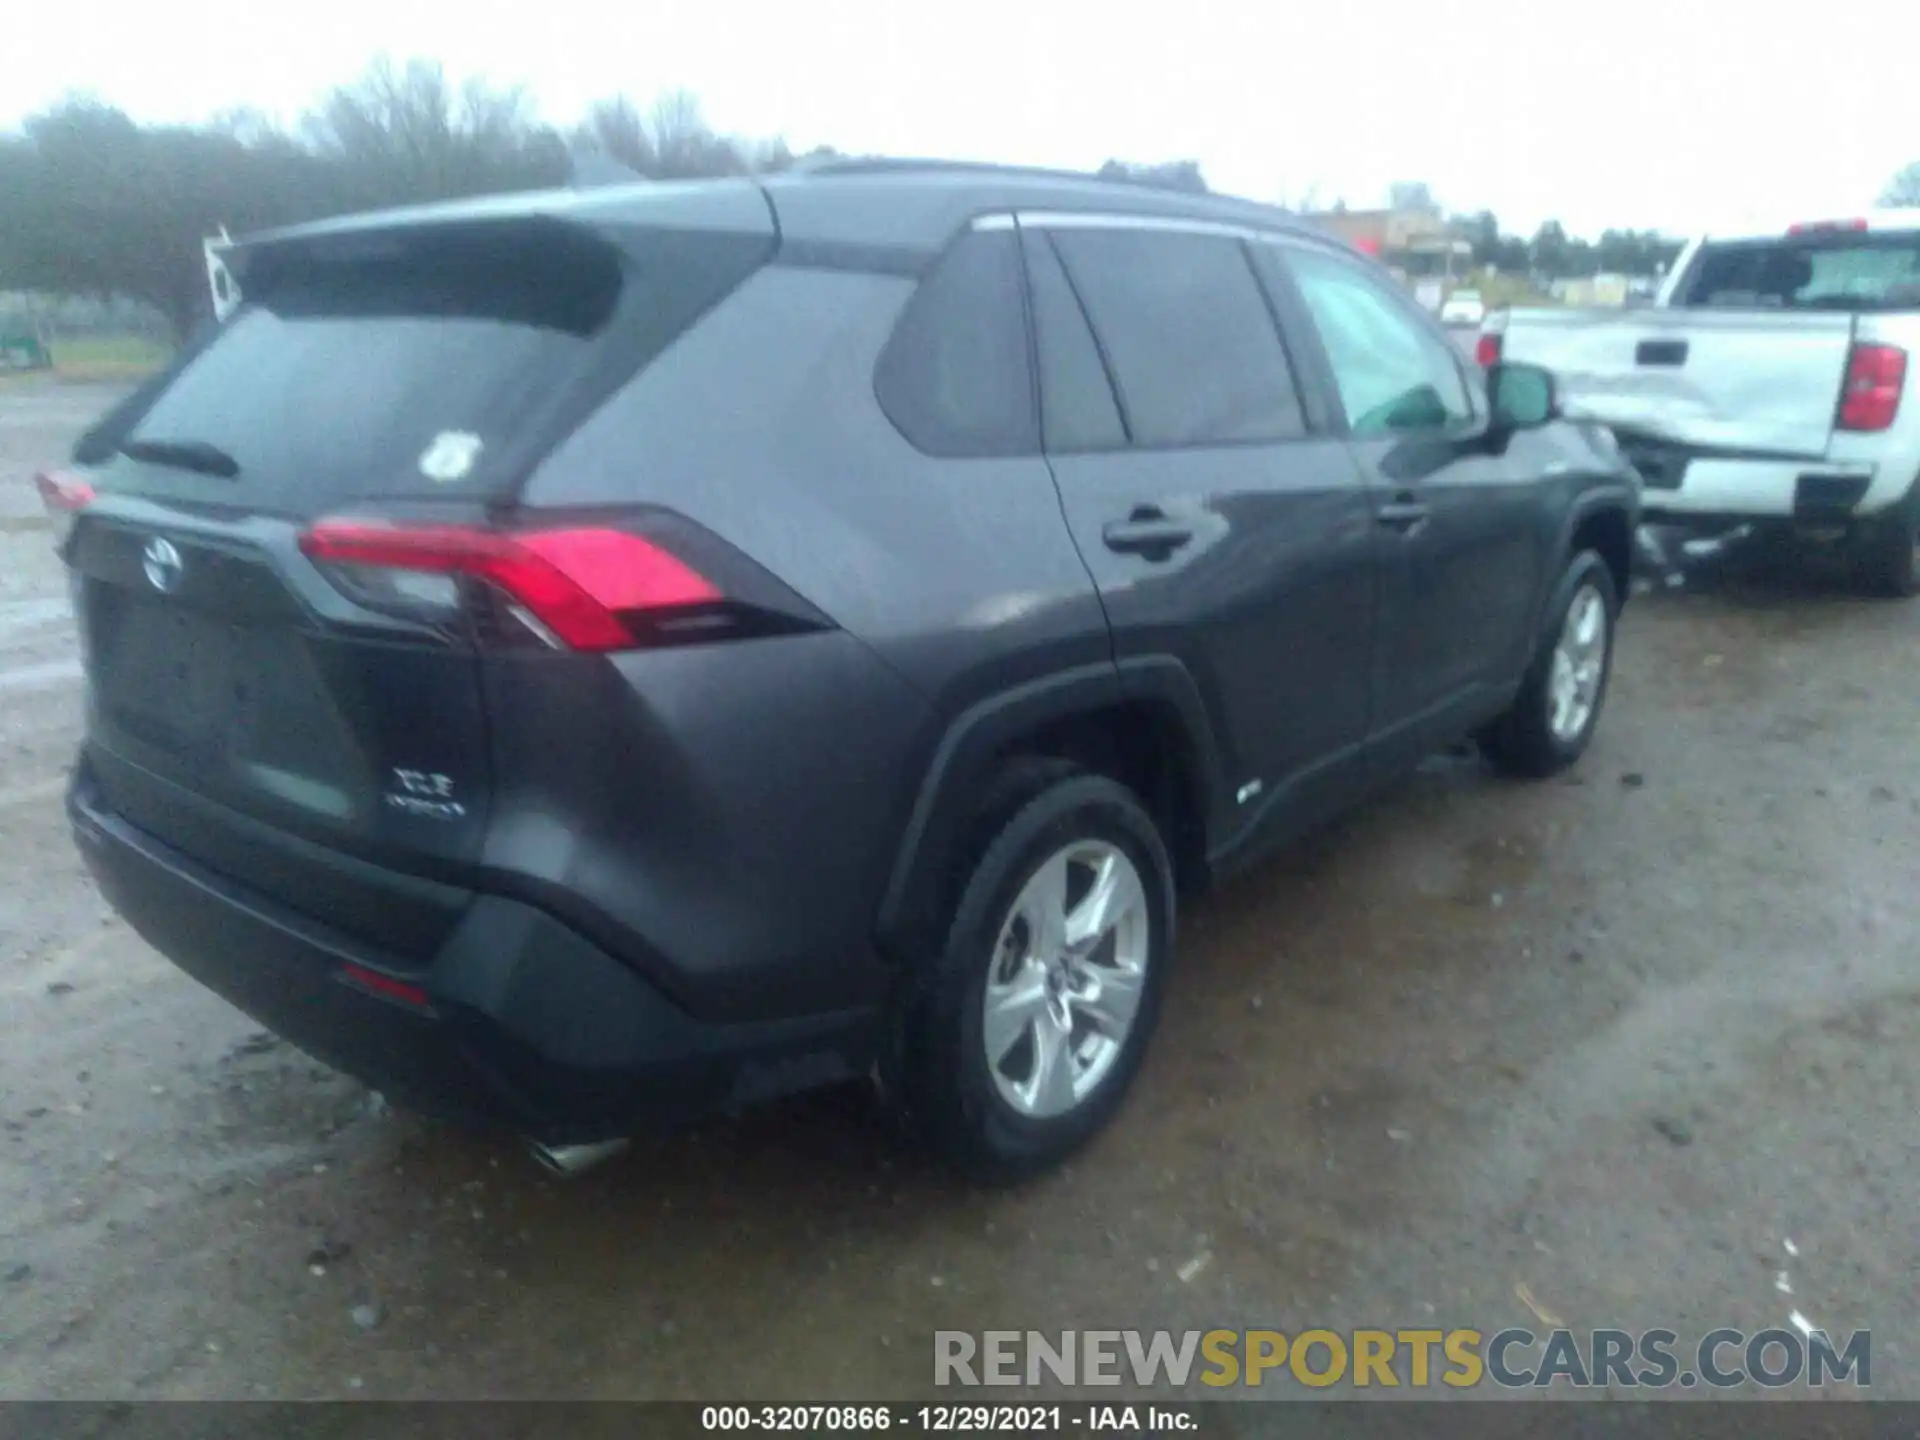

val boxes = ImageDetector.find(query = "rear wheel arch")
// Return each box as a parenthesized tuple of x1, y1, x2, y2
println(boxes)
(875, 659, 1224, 967)
(1565, 495, 1635, 611)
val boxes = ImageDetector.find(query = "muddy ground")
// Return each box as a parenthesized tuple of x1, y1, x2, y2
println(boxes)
(1, 380, 1914, 1401)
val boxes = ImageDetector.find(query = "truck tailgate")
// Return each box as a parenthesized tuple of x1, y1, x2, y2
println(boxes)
(1498, 308, 1856, 459)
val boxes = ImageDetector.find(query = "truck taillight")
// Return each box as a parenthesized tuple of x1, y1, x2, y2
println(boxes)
(1788, 219, 1869, 235)
(1837, 343, 1907, 433)
(1475, 333, 1503, 368)
(299, 520, 722, 651)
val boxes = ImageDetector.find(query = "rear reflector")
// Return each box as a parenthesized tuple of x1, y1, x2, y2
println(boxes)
(1837, 343, 1907, 432)
(299, 521, 721, 651)
(339, 963, 433, 1011)
(1475, 333, 1503, 367)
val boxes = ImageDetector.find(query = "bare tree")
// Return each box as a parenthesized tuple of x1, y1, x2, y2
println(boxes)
(208, 108, 286, 149)
(577, 96, 657, 175)
(572, 89, 770, 180)
(305, 56, 564, 206)
(649, 90, 747, 179)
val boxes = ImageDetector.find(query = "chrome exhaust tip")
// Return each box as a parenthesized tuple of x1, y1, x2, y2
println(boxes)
(527, 1138, 631, 1177)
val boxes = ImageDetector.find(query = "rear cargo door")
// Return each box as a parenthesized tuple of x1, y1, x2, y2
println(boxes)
(66, 210, 773, 940)
(1499, 308, 1856, 458)
(71, 497, 496, 946)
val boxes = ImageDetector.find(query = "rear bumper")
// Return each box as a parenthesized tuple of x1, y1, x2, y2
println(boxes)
(1634, 457, 1887, 522)
(69, 768, 878, 1144)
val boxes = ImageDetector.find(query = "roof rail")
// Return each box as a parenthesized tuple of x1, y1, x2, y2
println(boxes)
(781, 154, 1299, 229)
(792, 155, 1109, 185)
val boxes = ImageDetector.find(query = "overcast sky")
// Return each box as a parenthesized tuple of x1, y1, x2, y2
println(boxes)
(9, 0, 1918, 239)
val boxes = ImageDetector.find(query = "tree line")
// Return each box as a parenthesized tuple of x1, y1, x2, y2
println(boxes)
(1454, 160, 1920, 280)
(1455, 213, 1683, 282)
(0, 58, 1231, 340)
(6, 54, 1916, 340)
(1, 58, 837, 339)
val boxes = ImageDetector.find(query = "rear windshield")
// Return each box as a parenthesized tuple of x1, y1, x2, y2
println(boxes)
(103, 220, 767, 513)
(1673, 231, 1920, 312)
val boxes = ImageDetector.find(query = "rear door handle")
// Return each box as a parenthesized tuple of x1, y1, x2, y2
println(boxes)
(1376, 498, 1430, 533)
(1103, 508, 1193, 557)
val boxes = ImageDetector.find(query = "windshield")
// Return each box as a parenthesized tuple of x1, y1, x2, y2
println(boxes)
(1673, 231, 1920, 312)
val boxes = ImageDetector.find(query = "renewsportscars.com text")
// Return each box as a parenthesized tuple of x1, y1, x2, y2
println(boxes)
(934, 1327, 1870, 1390)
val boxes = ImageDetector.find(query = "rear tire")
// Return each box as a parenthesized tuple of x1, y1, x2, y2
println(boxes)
(1481, 550, 1619, 779)
(1851, 484, 1919, 598)
(897, 768, 1174, 1184)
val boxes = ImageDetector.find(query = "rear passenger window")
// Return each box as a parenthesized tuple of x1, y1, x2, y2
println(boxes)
(1047, 229, 1306, 447)
(1022, 229, 1126, 452)
(875, 229, 1037, 457)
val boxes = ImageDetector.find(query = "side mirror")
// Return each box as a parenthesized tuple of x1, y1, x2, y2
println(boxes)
(1487, 362, 1558, 430)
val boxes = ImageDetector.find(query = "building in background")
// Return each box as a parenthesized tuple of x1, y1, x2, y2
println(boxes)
(1551, 273, 1632, 308)
(1304, 204, 1474, 305)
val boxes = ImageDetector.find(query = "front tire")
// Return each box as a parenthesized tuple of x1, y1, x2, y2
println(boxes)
(1481, 550, 1619, 778)
(899, 770, 1174, 1184)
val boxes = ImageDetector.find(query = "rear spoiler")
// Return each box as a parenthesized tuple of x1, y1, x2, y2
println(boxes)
(198, 150, 637, 321)
(196, 152, 630, 324)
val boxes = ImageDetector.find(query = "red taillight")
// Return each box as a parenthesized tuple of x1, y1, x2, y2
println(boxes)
(1788, 219, 1869, 235)
(1837, 343, 1908, 433)
(34, 469, 95, 513)
(34, 469, 95, 547)
(298, 521, 721, 651)
(339, 963, 432, 1011)
(1475, 333, 1503, 368)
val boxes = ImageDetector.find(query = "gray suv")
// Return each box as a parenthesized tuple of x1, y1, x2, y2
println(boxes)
(52, 161, 1639, 1181)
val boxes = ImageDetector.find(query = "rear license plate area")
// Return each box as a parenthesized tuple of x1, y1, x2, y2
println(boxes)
(92, 589, 239, 759)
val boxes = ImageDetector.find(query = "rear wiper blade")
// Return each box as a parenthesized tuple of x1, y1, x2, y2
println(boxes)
(117, 437, 240, 479)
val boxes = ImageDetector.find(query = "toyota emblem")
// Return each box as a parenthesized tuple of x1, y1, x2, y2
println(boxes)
(142, 536, 184, 593)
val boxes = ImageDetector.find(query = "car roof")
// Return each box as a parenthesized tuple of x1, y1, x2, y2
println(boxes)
(232, 159, 1332, 270)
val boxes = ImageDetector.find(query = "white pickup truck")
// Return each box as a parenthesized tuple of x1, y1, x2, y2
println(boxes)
(1479, 212, 1920, 595)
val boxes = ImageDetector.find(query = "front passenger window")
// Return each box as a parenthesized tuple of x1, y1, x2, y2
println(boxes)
(1284, 246, 1473, 438)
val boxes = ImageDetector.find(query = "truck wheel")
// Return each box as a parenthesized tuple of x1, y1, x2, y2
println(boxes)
(1852, 485, 1919, 598)
(1481, 550, 1619, 779)
(898, 768, 1174, 1184)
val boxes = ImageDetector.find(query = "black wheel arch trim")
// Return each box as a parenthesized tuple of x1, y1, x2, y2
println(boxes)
(1548, 481, 1638, 623)
(1537, 546, 1618, 654)
(874, 656, 1226, 963)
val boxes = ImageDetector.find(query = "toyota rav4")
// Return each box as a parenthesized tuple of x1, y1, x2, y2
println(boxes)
(46, 161, 1639, 1181)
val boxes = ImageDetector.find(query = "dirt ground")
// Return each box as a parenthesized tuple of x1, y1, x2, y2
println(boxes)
(2, 380, 1915, 1401)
